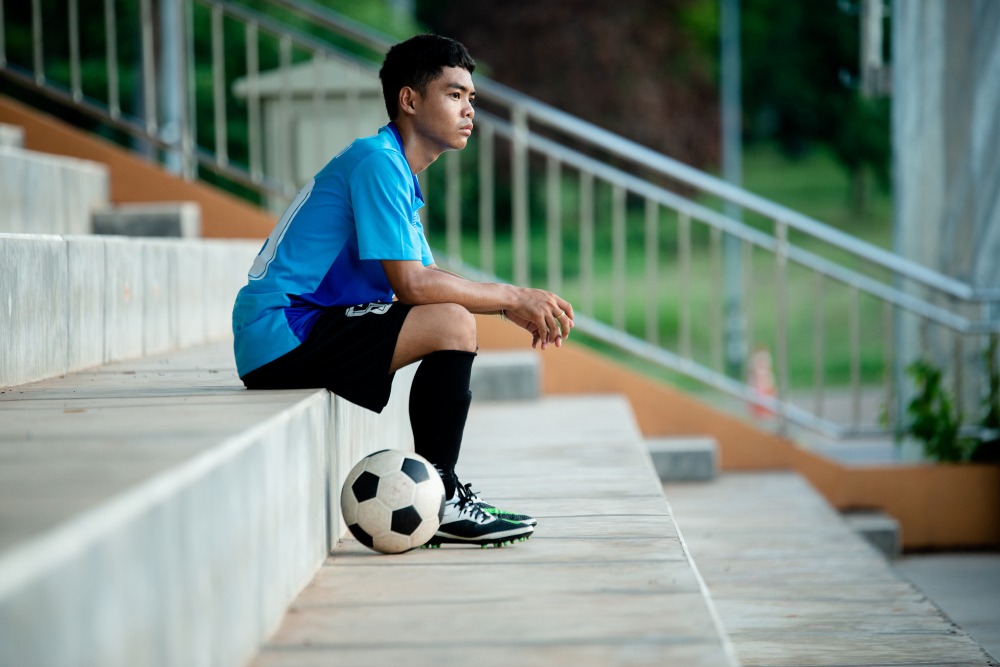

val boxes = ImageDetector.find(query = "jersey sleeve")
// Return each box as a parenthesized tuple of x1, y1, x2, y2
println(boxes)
(350, 151, 426, 261)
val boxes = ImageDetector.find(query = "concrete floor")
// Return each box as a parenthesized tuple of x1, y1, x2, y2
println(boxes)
(894, 552, 1000, 662)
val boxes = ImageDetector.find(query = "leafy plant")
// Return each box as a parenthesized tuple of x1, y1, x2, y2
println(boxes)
(898, 339, 1000, 464)
(904, 360, 975, 462)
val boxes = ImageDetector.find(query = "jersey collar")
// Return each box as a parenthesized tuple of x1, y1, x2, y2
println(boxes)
(384, 122, 424, 203)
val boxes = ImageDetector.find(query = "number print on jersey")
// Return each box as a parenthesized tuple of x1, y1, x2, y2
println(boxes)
(249, 178, 315, 280)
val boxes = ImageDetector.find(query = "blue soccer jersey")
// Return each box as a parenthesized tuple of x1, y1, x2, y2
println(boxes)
(232, 123, 434, 377)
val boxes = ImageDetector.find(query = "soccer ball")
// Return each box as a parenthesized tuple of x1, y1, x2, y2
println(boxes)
(340, 449, 445, 554)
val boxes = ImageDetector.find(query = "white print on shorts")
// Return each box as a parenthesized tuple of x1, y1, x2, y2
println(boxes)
(345, 303, 393, 318)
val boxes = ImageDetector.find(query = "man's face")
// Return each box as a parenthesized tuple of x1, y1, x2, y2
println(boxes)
(411, 66, 476, 152)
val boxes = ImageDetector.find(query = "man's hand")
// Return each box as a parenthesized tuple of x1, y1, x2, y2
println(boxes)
(503, 288, 574, 350)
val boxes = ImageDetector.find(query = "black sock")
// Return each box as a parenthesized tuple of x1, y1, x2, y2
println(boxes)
(409, 350, 476, 499)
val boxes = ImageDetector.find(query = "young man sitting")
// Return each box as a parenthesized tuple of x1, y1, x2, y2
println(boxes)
(232, 34, 574, 547)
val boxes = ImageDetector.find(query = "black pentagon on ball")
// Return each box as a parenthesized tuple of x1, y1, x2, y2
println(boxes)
(400, 456, 431, 484)
(347, 523, 374, 549)
(351, 471, 381, 503)
(390, 505, 424, 536)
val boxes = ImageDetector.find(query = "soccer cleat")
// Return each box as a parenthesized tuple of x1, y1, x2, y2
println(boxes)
(460, 481, 538, 527)
(423, 484, 534, 547)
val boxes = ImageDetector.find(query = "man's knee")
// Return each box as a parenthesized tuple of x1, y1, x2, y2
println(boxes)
(435, 303, 477, 352)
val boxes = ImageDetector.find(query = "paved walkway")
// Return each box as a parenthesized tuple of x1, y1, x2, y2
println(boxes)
(665, 473, 996, 667)
(895, 552, 1000, 662)
(251, 396, 738, 667)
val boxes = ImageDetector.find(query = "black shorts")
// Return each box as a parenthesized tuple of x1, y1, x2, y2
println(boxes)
(241, 302, 413, 413)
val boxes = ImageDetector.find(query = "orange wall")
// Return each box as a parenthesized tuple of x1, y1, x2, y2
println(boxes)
(0, 95, 274, 239)
(476, 314, 1000, 550)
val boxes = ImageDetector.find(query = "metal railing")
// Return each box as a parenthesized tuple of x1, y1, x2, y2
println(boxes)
(2, 0, 997, 440)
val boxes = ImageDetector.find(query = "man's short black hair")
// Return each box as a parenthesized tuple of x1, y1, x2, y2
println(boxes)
(379, 34, 476, 120)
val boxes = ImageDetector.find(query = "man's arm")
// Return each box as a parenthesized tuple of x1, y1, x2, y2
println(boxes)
(382, 259, 574, 348)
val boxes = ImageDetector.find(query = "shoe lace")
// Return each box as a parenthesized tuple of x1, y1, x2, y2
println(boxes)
(454, 482, 493, 522)
(461, 482, 487, 505)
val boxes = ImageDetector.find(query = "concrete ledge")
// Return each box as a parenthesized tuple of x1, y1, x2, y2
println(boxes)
(469, 350, 540, 401)
(0, 233, 259, 387)
(0, 341, 415, 667)
(648, 436, 718, 482)
(0, 146, 108, 235)
(93, 202, 201, 238)
(0, 123, 23, 148)
(843, 510, 902, 559)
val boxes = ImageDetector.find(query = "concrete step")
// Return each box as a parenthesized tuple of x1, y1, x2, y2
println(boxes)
(92, 201, 202, 238)
(0, 340, 416, 667)
(0, 233, 259, 388)
(665, 473, 995, 666)
(469, 349, 540, 401)
(648, 436, 719, 482)
(250, 396, 739, 667)
(0, 144, 108, 235)
(0, 123, 23, 148)
(842, 509, 902, 559)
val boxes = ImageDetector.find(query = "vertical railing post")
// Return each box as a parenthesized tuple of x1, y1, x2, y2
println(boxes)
(478, 123, 495, 276)
(446, 150, 461, 262)
(546, 155, 562, 293)
(31, 0, 43, 84)
(159, 0, 187, 175)
(644, 199, 659, 344)
(849, 285, 861, 429)
(246, 21, 262, 184)
(140, 0, 157, 137)
(579, 171, 594, 315)
(883, 301, 894, 431)
(212, 3, 229, 167)
(311, 52, 326, 174)
(710, 226, 723, 372)
(742, 240, 754, 358)
(512, 107, 529, 286)
(612, 184, 627, 331)
(678, 211, 692, 360)
(774, 219, 790, 431)
(278, 34, 293, 192)
(69, 0, 81, 101)
(179, 0, 194, 180)
(813, 272, 825, 418)
(0, 0, 6, 66)
(104, 0, 120, 119)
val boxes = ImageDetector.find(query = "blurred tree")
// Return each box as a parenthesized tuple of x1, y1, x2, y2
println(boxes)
(417, 0, 721, 172)
(741, 0, 890, 211)
(419, 0, 890, 213)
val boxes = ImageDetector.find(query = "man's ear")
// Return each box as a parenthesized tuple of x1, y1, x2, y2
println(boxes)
(398, 86, 419, 116)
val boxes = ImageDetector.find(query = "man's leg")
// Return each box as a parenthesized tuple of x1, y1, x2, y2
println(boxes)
(391, 303, 477, 499)
(389, 302, 477, 371)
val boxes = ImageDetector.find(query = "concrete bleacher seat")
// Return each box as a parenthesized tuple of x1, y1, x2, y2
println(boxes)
(0, 229, 422, 665)
(0, 340, 417, 667)
(0, 134, 108, 236)
(647, 436, 719, 482)
(0, 123, 23, 148)
(469, 349, 540, 400)
(92, 201, 202, 238)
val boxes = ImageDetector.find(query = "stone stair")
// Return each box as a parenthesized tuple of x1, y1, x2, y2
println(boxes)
(0, 124, 738, 666)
